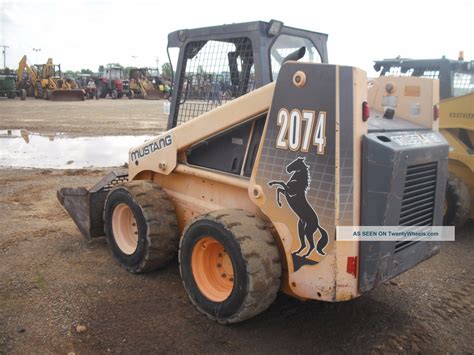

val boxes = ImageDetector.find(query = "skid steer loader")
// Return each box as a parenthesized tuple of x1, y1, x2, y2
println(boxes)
(374, 54, 474, 227)
(58, 20, 448, 324)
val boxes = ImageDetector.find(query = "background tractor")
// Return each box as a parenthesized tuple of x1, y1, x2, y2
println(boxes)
(96, 65, 129, 99)
(374, 54, 474, 227)
(0, 68, 26, 100)
(58, 20, 448, 324)
(17, 56, 85, 101)
(76, 73, 98, 100)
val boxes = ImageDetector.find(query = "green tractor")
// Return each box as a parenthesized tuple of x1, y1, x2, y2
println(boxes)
(0, 69, 26, 100)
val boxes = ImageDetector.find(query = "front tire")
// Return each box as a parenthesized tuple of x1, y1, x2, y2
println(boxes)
(179, 209, 281, 324)
(104, 181, 179, 273)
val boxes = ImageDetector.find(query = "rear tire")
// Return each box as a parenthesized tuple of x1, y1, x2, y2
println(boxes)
(444, 173, 471, 228)
(104, 180, 179, 273)
(179, 209, 281, 324)
(36, 82, 43, 99)
(98, 83, 107, 98)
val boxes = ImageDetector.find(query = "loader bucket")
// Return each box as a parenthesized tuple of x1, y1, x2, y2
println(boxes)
(144, 89, 162, 100)
(49, 89, 85, 101)
(57, 171, 128, 239)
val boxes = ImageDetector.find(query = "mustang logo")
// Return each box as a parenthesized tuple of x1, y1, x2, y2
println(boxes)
(268, 157, 329, 270)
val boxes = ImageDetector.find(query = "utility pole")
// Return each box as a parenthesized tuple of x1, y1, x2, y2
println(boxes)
(155, 56, 159, 74)
(0, 45, 9, 68)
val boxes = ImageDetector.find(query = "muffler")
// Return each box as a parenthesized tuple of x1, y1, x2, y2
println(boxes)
(57, 171, 128, 239)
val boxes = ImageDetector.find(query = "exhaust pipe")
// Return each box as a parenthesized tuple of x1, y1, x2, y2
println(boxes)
(57, 171, 128, 239)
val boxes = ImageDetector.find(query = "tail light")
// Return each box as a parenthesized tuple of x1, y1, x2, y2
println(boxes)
(434, 104, 439, 121)
(346, 256, 358, 278)
(362, 101, 370, 121)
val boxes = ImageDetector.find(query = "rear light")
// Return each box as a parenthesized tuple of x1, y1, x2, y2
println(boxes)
(434, 104, 439, 121)
(362, 101, 370, 121)
(346, 256, 358, 278)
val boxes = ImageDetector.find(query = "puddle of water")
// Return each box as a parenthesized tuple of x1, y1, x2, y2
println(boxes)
(0, 129, 152, 169)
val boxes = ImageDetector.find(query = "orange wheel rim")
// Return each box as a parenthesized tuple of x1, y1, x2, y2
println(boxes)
(191, 236, 234, 302)
(112, 203, 139, 255)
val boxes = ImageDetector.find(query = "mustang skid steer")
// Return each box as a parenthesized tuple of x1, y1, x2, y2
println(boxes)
(58, 20, 448, 324)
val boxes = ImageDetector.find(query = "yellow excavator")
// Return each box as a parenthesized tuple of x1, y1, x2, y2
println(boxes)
(18, 55, 84, 101)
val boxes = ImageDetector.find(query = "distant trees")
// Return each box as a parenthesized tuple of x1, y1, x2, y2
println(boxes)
(62, 68, 94, 79)
(64, 70, 77, 78)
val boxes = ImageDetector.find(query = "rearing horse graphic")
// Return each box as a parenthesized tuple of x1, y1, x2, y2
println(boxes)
(268, 157, 329, 257)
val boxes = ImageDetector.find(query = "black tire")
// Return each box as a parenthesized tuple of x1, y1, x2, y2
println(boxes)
(128, 90, 135, 99)
(98, 83, 107, 98)
(20, 89, 26, 101)
(117, 92, 123, 99)
(36, 82, 43, 99)
(111, 89, 118, 99)
(179, 209, 281, 324)
(7, 92, 16, 99)
(444, 173, 471, 228)
(27, 86, 34, 97)
(104, 180, 179, 273)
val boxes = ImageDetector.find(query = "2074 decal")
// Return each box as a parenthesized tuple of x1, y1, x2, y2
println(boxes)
(275, 108, 327, 154)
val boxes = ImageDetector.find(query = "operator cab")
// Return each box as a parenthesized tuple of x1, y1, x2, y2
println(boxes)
(166, 19, 328, 129)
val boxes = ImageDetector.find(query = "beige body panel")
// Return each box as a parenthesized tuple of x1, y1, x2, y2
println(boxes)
(151, 168, 261, 232)
(128, 83, 275, 180)
(368, 76, 439, 130)
(334, 67, 367, 301)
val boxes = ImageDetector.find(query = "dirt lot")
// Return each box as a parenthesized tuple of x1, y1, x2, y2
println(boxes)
(1, 98, 473, 354)
(1, 98, 168, 137)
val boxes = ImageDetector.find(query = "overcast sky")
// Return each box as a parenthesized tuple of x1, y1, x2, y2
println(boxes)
(1, 0, 472, 77)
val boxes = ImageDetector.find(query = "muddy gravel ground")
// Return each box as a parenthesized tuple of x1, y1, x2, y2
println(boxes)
(1, 98, 473, 354)
(1, 98, 168, 137)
